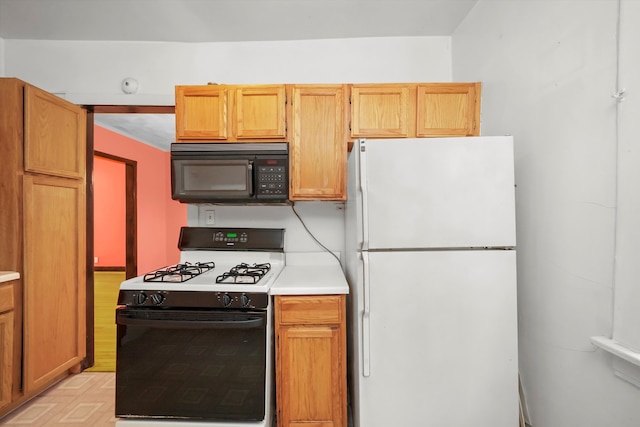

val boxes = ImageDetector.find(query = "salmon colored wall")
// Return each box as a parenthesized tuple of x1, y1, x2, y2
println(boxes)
(94, 126, 187, 275)
(94, 156, 126, 266)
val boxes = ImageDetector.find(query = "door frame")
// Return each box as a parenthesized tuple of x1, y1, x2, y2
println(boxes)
(83, 104, 174, 369)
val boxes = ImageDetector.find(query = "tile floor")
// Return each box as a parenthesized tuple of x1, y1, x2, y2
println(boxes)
(1, 371, 356, 427)
(0, 372, 116, 426)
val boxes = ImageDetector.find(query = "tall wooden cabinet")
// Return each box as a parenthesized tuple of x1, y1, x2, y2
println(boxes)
(275, 295, 347, 427)
(0, 78, 86, 416)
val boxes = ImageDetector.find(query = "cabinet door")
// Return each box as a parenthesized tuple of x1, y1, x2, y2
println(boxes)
(350, 84, 414, 137)
(24, 85, 86, 178)
(416, 83, 481, 137)
(0, 310, 13, 411)
(234, 85, 287, 139)
(278, 325, 343, 427)
(275, 295, 346, 427)
(22, 175, 86, 393)
(290, 85, 347, 201)
(175, 85, 228, 140)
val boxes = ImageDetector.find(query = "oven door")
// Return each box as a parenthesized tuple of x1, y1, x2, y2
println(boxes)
(115, 307, 267, 421)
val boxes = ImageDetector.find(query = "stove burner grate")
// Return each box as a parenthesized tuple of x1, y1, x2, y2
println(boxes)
(143, 262, 215, 283)
(216, 262, 271, 284)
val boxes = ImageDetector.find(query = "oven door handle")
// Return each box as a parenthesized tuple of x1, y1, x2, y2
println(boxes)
(117, 315, 265, 330)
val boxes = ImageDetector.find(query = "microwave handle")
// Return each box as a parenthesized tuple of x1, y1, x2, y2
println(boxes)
(248, 161, 254, 196)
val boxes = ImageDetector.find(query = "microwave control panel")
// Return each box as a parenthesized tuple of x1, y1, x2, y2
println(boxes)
(255, 158, 288, 199)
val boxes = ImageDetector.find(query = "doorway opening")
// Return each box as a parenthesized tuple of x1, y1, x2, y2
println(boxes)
(84, 104, 174, 370)
(94, 151, 137, 279)
(88, 152, 136, 371)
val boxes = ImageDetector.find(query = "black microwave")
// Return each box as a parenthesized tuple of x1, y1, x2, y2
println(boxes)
(170, 142, 289, 204)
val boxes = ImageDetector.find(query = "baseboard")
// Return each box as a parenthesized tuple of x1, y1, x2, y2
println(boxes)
(94, 266, 126, 272)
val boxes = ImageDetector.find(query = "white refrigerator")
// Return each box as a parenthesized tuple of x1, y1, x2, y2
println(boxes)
(344, 136, 518, 427)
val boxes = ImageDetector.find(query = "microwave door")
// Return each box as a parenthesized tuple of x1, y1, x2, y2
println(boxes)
(173, 159, 253, 201)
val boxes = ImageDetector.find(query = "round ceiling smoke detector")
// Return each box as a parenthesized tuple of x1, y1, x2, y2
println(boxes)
(121, 78, 139, 94)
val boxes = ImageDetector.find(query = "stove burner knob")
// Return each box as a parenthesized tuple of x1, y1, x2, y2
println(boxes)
(222, 293, 233, 307)
(134, 292, 147, 305)
(151, 293, 165, 305)
(240, 293, 251, 307)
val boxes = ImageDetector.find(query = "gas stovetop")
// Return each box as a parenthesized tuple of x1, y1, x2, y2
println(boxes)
(118, 227, 285, 309)
(142, 261, 216, 283)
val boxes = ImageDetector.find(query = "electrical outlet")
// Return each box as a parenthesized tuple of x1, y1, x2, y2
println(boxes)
(205, 210, 215, 225)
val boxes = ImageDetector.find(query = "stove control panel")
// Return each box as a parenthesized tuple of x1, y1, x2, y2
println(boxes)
(118, 290, 269, 309)
(214, 231, 248, 244)
(178, 227, 284, 251)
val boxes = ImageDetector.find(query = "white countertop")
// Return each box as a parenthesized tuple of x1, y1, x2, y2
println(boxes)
(270, 252, 349, 295)
(0, 271, 20, 283)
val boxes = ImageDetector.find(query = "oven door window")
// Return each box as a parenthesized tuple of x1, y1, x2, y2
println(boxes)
(116, 308, 267, 421)
(173, 159, 253, 199)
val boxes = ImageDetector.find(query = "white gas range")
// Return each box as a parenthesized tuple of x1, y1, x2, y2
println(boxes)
(115, 227, 285, 427)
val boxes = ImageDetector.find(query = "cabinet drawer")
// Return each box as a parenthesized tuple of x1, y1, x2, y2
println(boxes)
(277, 295, 343, 325)
(0, 284, 14, 312)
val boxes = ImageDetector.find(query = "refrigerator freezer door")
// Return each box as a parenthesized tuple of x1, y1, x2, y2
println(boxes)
(352, 249, 518, 427)
(358, 136, 516, 250)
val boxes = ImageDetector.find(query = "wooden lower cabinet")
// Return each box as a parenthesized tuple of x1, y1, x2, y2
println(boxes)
(275, 295, 347, 427)
(0, 282, 15, 411)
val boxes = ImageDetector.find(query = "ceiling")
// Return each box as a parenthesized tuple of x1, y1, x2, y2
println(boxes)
(94, 113, 176, 151)
(0, 0, 479, 150)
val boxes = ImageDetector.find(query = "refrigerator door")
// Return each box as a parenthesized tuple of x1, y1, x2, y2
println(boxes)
(352, 249, 518, 427)
(354, 136, 516, 250)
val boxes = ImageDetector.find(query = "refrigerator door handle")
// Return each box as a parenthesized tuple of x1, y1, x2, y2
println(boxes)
(361, 250, 371, 377)
(359, 140, 370, 251)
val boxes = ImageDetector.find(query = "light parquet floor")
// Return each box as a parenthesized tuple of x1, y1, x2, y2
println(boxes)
(0, 372, 116, 426)
(87, 271, 123, 372)
(0, 272, 122, 425)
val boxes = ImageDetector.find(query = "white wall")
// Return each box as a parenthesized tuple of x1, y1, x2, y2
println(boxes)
(189, 202, 346, 255)
(4, 36, 452, 105)
(614, 0, 640, 356)
(3, 36, 452, 257)
(453, 1, 640, 426)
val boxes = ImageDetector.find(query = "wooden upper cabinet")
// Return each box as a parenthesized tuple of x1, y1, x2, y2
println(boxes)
(234, 85, 286, 138)
(349, 82, 481, 139)
(416, 83, 481, 137)
(24, 85, 86, 179)
(175, 85, 228, 140)
(350, 84, 415, 138)
(175, 84, 287, 142)
(289, 85, 347, 201)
